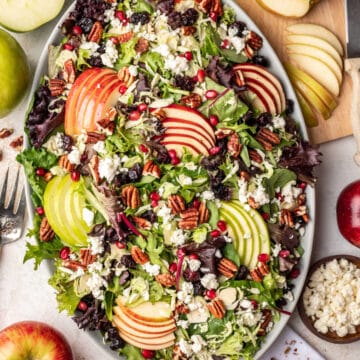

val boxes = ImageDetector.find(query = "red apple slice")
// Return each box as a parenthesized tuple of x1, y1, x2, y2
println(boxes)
(242, 81, 277, 114)
(116, 330, 175, 351)
(234, 64, 286, 112)
(163, 126, 214, 149)
(246, 79, 279, 114)
(163, 118, 215, 147)
(159, 134, 210, 156)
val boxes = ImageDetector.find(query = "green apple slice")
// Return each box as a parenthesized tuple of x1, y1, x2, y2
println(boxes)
(295, 90, 319, 127)
(0, 0, 65, 32)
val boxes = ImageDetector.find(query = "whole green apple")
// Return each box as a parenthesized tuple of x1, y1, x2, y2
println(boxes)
(0, 28, 30, 118)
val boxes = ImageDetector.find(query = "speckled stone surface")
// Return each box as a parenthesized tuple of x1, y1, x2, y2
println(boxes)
(1, 1, 360, 359)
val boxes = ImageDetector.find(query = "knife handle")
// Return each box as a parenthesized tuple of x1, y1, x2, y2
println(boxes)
(345, 58, 360, 166)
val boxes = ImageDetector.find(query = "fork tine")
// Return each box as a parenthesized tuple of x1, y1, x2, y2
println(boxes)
(7, 167, 20, 213)
(0, 168, 9, 207)
(15, 188, 26, 216)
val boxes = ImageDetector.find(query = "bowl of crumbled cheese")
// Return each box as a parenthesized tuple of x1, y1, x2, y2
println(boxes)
(298, 255, 360, 343)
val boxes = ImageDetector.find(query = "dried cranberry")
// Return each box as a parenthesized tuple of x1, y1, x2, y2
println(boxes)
(257, 112, 272, 126)
(251, 300, 258, 309)
(192, 198, 201, 209)
(228, 21, 247, 37)
(221, 39, 230, 49)
(130, 11, 150, 25)
(289, 268, 300, 279)
(181, 8, 198, 26)
(167, 11, 182, 30)
(286, 99, 294, 114)
(262, 212, 270, 221)
(193, 281, 205, 295)
(157, 0, 174, 14)
(183, 268, 200, 282)
(78, 17, 94, 33)
(236, 265, 249, 280)
(174, 75, 196, 91)
(252, 55, 269, 67)
(120, 255, 137, 269)
(119, 270, 131, 285)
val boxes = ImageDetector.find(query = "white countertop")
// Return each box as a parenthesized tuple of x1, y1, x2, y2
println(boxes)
(1, 2, 360, 359)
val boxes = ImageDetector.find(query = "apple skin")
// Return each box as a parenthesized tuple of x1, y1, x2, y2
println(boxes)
(0, 29, 30, 118)
(0, 321, 73, 360)
(336, 180, 360, 248)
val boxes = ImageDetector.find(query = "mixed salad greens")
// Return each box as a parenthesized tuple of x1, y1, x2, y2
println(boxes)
(19, 0, 321, 359)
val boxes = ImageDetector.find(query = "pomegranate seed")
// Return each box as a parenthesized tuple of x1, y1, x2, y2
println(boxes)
(275, 192, 284, 201)
(169, 262, 178, 273)
(168, 149, 177, 159)
(210, 11, 218, 21)
(197, 69, 205, 83)
(205, 289, 217, 300)
(209, 114, 218, 127)
(209, 146, 221, 156)
(151, 199, 158, 208)
(36, 168, 46, 177)
(192, 198, 201, 209)
(72, 25, 83, 35)
(129, 110, 141, 121)
(258, 253, 270, 263)
(262, 212, 270, 221)
(279, 250, 290, 258)
(150, 192, 161, 201)
(71, 170, 81, 182)
(184, 51, 193, 61)
(177, 248, 186, 257)
(141, 349, 156, 359)
(60, 246, 70, 260)
(63, 43, 74, 51)
(35, 207, 45, 215)
(210, 229, 221, 238)
(116, 241, 126, 249)
(251, 300, 258, 309)
(122, 18, 129, 26)
(110, 36, 119, 45)
(205, 89, 218, 99)
(171, 157, 181, 165)
(80, 153, 88, 162)
(119, 85, 127, 94)
(77, 301, 88, 312)
(290, 268, 300, 279)
(139, 144, 149, 153)
(138, 103, 148, 112)
(115, 10, 126, 20)
(299, 182, 307, 190)
(189, 253, 199, 260)
(217, 220, 227, 232)
(221, 39, 230, 49)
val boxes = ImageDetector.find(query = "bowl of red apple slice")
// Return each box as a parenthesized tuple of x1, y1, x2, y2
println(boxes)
(298, 255, 360, 343)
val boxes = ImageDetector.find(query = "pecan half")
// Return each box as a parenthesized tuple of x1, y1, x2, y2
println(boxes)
(89, 155, 101, 184)
(182, 26, 196, 36)
(132, 216, 152, 230)
(175, 302, 190, 314)
(179, 208, 199, 230)
(197, 0, 223, 18)
(142, 160, 161, 178)
(85, 131, 107, 144)
(198, 202, 209, 224)
(168, 194, 186, 214)
(0, 128, 14, 139)
(152, 108, 167, 121)
(131, 245, 149, 265)
(215, 128, 234, 140)
(58, 154, 75, 172)
(62, 260, 86, 271)
(80, 248, 97, 266)
(63, 59, 76, 84)
(97, 118, 115, 135)
(234, 69, 246, 87)
(49, 78, 66, 97)
(207, 298, 226, 319)
(280, 209, 294, 227)
(180, 93, 202, 109)
(121, 185, 141, 209)
(9, 136, 23, 151)
(249, 149, 263, 164)
(135, 37, 149, 54)
(255, 128, 280, 151)
(246, 31, 263, 51)
(227, 133, 242, 158)
(257, 309, 272, 336)
(244, 44, 255, 59)
(156, 273, 176, 287)
(218, 257, 238, 278)
(116, 31, 134, 44)
(118, 67, 135, 88)
(248, 196, 260, 209)
(250, 268, 263, 282)
(240, 170, 250, 181)
(88, 21, 103, 43)
(257, 261, 270, 277)
(43, 171, 53, 182)
(39, 217, 55, 242)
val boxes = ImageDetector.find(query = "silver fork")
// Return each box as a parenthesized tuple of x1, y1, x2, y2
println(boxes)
(0, 167, 26, 249)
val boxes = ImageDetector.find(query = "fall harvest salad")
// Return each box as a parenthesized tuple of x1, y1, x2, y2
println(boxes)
(18, 0, 320, 359)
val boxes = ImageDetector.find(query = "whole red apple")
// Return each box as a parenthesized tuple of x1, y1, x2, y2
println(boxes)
(336, 180, 360, 247)
(0, 321, 73, 360)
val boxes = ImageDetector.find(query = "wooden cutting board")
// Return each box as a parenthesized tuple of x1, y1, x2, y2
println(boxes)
(236, 0, 352, 144)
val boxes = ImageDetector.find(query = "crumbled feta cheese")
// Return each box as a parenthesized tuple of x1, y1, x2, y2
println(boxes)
(93, 141, 107, 155)
(238, 178, 248, 203)
(82, 208, 94, 227)
(188, 259, 201, 271)
(101, 40, 119, 68)
(191, 335, 206, 353)
(80, 41, 100, 56)
(128, 65, 138, 76)
(272, 115, 286, 129)
(156, 203, 173, 224)
(281, 180, 303, 209)
(170, 229, 188, 246)
(201, 190, 215, 201)
(153, 44, 171, 56)
(177, 174, 193, 186)
(164, 55, 189, 74)
(86, 273, 107, 300)
(68, 147, 81, 165)
(98, 156, 121, 182)
(184, 162, 197, 171)
(249, 183, 270, 206)
(182, 281, 194, 294)
(179, 339, 193, 357)
(272, 243, 282, 257)
(229, 36, 245, 53)
(43, 133, 66, 156)
(200, 273, 219, 290)
(142, 262, 161, 276)
(176, 319, 189, 329)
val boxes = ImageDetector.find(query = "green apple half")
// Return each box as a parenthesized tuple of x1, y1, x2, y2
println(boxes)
(0, 0, 65, 32)
(0, 29, 30, 118)
(256, 0, 320, 18)
(43, 174, 91, 247)
(219, 200, 270, 269)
